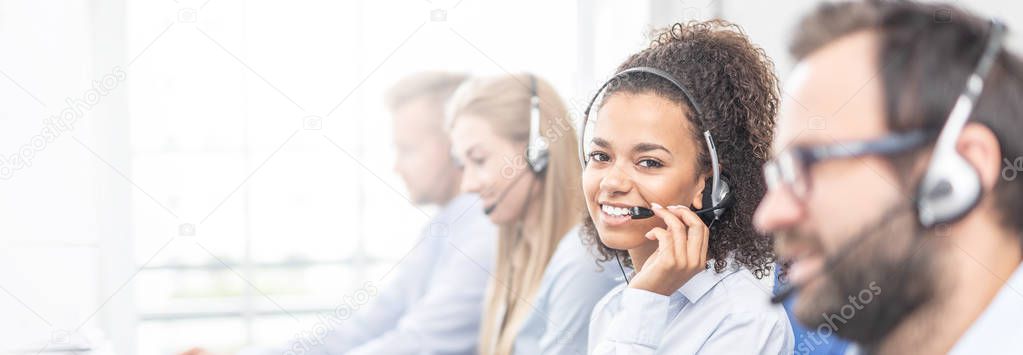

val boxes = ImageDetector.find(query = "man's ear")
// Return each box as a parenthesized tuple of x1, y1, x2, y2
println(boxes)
(958, 122, 1003, 193)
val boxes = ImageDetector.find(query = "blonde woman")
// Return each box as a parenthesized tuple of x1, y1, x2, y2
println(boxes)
(447, 74, 619, 354)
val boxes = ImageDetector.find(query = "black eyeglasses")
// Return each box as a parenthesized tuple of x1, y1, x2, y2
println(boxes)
(763, 129, 934, 201)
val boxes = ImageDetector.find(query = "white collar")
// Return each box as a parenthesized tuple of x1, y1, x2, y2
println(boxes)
(676, 263, 741, 304)
(950, 262, 1023, 353)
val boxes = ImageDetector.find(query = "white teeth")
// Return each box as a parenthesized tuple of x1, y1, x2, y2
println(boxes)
(601, 205, 630, 216)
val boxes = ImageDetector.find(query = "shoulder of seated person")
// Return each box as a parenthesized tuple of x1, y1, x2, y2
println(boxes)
(703, 268, 786, 317)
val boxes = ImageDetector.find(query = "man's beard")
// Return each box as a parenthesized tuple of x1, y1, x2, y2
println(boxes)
(781, 201, 941, 347)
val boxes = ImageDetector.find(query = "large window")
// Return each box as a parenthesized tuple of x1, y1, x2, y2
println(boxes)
(123, 1, 581, 353)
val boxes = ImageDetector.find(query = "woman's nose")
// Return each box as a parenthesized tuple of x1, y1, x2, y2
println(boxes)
(598, 165, 632, 195)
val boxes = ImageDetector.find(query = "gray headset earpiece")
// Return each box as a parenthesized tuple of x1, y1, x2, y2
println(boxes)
(526, 74, 549, 174)
(917, 153, 982, 227)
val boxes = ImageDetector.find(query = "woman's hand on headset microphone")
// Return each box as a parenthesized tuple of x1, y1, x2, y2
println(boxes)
(628, 203, 709, 296)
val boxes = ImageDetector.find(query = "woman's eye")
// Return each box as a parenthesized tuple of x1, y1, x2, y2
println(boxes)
(468, 155, 486, 166)
(587, 151, 610, 162)
(637, 159, 663, 168)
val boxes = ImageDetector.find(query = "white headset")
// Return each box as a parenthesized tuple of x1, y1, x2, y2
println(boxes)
(916, 19, 1005, 227)
(525, 74, 549, 175)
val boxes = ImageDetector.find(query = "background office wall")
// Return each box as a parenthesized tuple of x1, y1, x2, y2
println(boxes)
(0, 1, 1019, 354)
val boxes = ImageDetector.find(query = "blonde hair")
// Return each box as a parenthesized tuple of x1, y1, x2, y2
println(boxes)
(446, 74, 583, 355)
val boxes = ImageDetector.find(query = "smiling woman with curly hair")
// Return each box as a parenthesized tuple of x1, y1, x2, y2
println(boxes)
(581, 20, 794, 354)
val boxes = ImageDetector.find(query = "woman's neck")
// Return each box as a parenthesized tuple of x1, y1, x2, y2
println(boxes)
(627, 240, 660, 273)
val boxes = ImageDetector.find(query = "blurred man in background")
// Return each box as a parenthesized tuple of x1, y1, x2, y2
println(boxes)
(185, 71, 497, 355)
(757, 2, 1023, 354)
(304, 71, 497, 354)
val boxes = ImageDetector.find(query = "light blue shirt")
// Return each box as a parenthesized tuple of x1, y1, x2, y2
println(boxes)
(242, 193, 496, 355)
(506, 226, 622, 355)
(588, 263, 794, 354)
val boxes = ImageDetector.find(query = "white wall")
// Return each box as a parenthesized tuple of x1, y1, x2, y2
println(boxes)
(0, 0, 111, 352)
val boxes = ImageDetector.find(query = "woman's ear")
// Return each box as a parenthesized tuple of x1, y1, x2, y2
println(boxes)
(690, 174, 708, 210)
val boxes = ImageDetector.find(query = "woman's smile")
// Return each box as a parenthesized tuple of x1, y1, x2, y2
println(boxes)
(597, 202, 642, 227)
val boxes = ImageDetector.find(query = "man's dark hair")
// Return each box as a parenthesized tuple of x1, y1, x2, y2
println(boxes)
(581, 20, 780, 278)
(792, 1, 1023, 237)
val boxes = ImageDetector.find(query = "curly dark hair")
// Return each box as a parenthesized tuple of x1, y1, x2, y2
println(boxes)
(581, 20, 779, 278)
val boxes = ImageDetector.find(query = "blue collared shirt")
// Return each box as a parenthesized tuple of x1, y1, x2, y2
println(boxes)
(502, 226, 622, 355)
(774, 265, 852, 355)
(588, 263, 794, 354)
